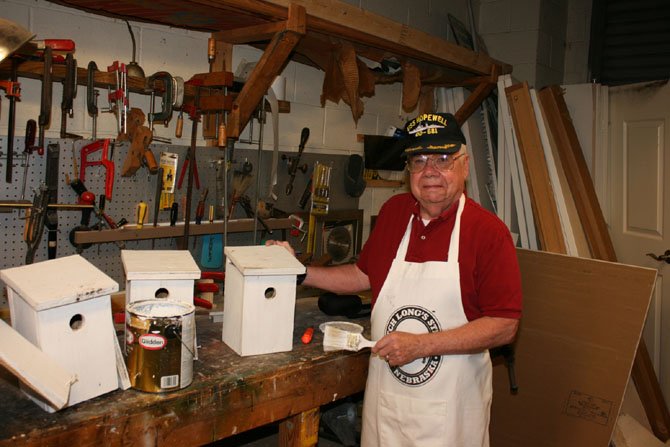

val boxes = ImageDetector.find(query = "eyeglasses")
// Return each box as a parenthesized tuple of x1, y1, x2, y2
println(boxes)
(406, 153, 466, 173)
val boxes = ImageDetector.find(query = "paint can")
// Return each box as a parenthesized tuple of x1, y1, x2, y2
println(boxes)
(125, 299, 195, 392)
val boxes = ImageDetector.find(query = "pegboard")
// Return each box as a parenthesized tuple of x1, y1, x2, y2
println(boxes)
(0, 132, 360, 308)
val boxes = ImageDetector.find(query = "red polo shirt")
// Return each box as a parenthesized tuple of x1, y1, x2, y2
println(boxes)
(357, 193, 522, 321)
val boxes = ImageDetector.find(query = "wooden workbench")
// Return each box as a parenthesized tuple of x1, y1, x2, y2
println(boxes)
(0, 297, 370, 446)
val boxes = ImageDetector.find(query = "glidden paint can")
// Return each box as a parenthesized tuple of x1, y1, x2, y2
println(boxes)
(125, 299, 195, 392)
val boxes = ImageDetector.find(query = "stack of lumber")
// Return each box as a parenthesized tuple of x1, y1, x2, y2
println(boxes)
(495, 76, 670, 445)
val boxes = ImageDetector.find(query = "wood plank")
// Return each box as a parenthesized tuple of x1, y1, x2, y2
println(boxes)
(497, 75, 533, 248)
(537, 85, 616, 260)
(530, 88, 580, 257)
(534, 89, 591, 257)
(538, 84, 670, 441)
(505, 82, 566, 253)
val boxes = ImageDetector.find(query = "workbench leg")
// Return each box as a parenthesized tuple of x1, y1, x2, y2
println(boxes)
(278, 407, 320, 447)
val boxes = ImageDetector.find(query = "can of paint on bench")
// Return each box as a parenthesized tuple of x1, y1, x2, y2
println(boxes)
(125, 299, 195, 392)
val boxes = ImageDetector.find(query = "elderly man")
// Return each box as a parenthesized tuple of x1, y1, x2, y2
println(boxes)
(270, 112, 522, 446)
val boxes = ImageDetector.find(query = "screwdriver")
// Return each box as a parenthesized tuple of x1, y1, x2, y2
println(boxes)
(195, 188, 209, 224)
(136, 201, 147, 229)
(170, 202, 178, 226)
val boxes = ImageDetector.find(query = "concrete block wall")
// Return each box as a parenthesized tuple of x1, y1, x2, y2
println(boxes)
(563, 0, 592, 84)
(477, 0, 588, 88)
(478, 0, 541, 84)
(538, 0, 568, 87)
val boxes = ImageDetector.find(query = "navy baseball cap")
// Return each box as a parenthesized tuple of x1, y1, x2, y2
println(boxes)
(403, 112, 466, 156)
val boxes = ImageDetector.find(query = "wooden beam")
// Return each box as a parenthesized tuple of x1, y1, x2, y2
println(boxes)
(190, 71, 234, 86)
(213, 21, 285, 43)
(454, 65, 500, 125)
(256, 0, 510, 76)
(505, 81, 566, 253)
(278, 408, 320, 447)
(196, 94, 234, 112)
(227, 3, 306, 138)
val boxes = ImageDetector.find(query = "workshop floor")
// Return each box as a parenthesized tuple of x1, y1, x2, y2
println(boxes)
(207, 424, 347, 446)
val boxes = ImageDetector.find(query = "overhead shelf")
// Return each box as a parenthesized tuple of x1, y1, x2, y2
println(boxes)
(44, 0, 511, 133)
(73, 217, 293, 244)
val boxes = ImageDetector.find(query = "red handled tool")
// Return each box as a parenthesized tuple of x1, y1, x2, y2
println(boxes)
(80, 139, 115, 200)
(301, 327, 314, 344)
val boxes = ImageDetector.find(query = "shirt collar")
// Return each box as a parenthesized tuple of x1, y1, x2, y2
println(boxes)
(411, 196, 462, 224)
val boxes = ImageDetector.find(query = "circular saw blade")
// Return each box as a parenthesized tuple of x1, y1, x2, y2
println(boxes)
(326, 226, 352, 262)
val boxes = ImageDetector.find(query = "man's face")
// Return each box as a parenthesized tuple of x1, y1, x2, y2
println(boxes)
(408, 152, 470, 219)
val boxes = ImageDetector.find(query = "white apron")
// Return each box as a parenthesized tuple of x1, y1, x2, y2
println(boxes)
(361, 194, 492, 447)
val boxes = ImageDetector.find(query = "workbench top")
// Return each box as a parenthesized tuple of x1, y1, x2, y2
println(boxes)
(0, 297, 370, 446)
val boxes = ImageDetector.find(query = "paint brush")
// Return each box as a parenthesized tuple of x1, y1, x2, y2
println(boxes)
(323, 325, 375, 352)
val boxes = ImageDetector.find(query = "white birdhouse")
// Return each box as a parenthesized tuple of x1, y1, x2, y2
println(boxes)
(0, 255, 119, 412)
(121, 250, 201, 305)
(222, 245, 306, 356)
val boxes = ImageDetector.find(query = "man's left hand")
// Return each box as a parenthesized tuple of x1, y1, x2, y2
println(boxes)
(371, 331, 425, 367)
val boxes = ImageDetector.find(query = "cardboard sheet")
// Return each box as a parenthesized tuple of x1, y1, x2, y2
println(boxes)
(490, 249, 656, 446)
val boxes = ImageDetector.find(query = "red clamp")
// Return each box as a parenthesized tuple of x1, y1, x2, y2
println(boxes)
(194, 271, 224, 309)
(201, 271, 225, 281)
(107, 62, 128, 105)
(0, 80, 21, 99)
(193, 296, 213, 309)
(34, 39, 76, 52)
(80, 139, 115, 201)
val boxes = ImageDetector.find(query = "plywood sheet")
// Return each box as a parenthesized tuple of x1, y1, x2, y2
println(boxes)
(490, 249, 656, 447)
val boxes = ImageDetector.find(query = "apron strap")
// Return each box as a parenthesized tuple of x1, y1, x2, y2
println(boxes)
(394, 217, 414, 261)
(447, 194, 466, 262)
